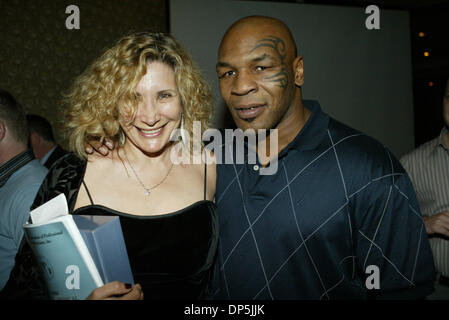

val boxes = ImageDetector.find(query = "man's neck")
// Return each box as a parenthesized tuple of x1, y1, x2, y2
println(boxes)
(277, 100, 311, 149)
(37, 142, 56, 160)
(257, 97, 311, 166)
(0, 144, 28, 166)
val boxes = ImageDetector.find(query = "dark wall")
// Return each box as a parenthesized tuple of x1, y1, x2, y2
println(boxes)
(0, 0, 167, 146)
(410, 4, 449, 147)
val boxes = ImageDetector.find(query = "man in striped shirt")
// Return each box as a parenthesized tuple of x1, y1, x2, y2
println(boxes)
(401, 77, 449, 299)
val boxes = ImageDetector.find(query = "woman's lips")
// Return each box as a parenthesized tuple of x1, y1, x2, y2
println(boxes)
(235, 104, 266, 119)
(136, 124, 165, 138)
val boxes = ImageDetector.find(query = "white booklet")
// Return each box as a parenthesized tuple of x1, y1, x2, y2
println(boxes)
(23, 193, 133, 300)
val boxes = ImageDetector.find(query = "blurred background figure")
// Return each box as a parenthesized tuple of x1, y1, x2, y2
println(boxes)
(26, 114, 68, 169)
(0, 90, 47, 291)
(401, 77, 449, 300)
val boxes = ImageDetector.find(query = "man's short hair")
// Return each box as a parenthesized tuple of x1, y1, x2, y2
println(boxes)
(0, 89, 28, 145)
(26, 114, 55, 143)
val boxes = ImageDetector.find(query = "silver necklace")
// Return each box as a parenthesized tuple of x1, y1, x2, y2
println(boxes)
(123, 148, 174, 196)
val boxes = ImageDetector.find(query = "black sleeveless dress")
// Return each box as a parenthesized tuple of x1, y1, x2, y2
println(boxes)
(5, 153, 219, 300)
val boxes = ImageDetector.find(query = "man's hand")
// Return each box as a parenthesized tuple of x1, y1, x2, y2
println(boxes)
(85, 137, 114, 156)
(87, 281, 144, 300)
(423, 212, 449, 237)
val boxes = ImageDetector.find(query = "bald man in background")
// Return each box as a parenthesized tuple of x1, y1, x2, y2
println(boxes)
(85, 16, 436, 300)
(211, 16, 435, 300)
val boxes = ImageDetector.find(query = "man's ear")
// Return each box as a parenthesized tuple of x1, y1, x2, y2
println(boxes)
(0, 120, 6, 142)
(293, 56, 304, 87)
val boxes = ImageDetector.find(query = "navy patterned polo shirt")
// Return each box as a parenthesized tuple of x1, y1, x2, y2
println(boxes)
(212, 100, 435, 300)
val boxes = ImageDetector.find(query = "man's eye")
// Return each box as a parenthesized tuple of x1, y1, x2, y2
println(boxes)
(255, 66, 269, 71)
(219, 70, 235, 79)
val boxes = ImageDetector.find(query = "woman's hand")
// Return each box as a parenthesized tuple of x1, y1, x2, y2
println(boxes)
(87, 281, 144, 300)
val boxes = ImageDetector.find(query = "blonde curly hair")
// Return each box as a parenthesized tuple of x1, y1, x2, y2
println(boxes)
(62, 32, 214, 158)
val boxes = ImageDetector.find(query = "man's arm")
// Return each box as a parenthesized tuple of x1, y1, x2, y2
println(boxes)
(0, 234, 18, 290)
(352, 172, 435, 299)
(400, 155, 449, 237)
(0, 187, 40, 291)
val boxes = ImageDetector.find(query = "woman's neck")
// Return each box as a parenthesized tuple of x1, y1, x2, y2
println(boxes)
(119, 142, 174, 169)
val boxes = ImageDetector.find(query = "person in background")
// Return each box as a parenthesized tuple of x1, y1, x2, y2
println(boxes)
(401, 77, 449, 299)
(26, 114, 68, 169)
(0, 90, 47, 292)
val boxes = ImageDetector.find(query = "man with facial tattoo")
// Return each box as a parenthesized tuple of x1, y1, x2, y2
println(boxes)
(211, 16, 435, 300)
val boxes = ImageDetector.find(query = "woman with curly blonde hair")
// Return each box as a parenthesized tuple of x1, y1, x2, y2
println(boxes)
(65, 32, 213, 159)
(24, 32, 218, 300)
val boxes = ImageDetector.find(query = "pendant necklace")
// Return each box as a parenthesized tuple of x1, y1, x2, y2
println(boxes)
(123, 148, 174, 196)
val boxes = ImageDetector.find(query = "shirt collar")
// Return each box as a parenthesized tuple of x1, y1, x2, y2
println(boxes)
(278, 100, 329, 158)
(224, 100, 329, 160)
(431, 127, 449, 153)
(0, 149, 35, 188)
(40, 145, 57, 165)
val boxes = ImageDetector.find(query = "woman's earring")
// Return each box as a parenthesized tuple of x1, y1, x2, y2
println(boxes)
(181, 113, 186, 143)
(119, 130, 126, 145)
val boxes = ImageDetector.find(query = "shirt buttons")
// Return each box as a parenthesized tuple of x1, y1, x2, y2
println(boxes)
(253, 165, 259, 171)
